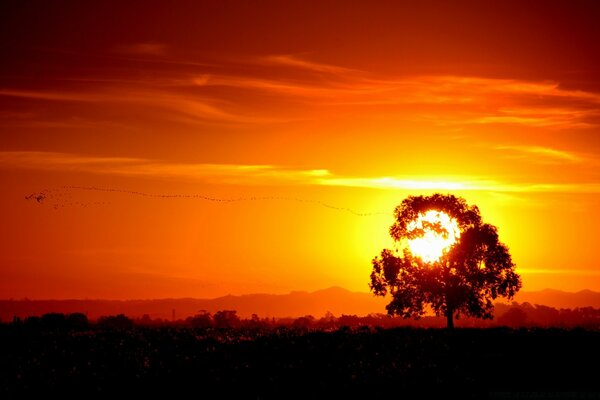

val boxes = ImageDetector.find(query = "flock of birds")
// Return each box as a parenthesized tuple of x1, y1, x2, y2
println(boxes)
(25, 185, 390, 217)
(25, 188, 110, 209)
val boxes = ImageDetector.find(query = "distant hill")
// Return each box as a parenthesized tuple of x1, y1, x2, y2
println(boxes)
(2, 287, 599, 321)
(512, 288, 600, 310)
(0, 287, 387, 321)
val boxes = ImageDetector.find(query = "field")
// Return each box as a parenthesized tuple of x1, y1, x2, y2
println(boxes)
(2, 323, 599, 398)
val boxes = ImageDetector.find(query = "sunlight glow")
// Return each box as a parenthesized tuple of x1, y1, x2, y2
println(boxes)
(406, 210, 461, 263)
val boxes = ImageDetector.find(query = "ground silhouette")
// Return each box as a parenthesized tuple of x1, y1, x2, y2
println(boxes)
(2, 315, 599, 398)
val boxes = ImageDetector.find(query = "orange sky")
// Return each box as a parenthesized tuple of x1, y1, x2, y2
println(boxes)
(1, 0, 600, 299)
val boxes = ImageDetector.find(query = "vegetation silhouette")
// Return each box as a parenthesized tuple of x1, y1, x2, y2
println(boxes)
(370, 194, 521, 329)
(2, 312, 600, 398)
(97, 314, 134, 330)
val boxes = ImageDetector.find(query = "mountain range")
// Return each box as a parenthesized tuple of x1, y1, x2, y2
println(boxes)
(2, 287, 600, 321)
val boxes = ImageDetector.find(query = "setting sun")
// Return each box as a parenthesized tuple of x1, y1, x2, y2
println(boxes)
(406, 210, 461, 263)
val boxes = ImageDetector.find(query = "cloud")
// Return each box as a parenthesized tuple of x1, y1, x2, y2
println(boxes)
(318, 177, 470, 191)
(3, 54, 600, 129)
(336, 75, 600, 129)
(518, 268, 600, 276)
(257, 54, 359, 75)
(0, 87, 276, 125)
(191, 62, 600, 128)
(2, 151, 599, 194)
(318, 176, 600, 194)
(495, 145, 583, 163)
(0, 151, 331, 185)
(0, 152, 143, 166)
(0, 89, 94, 102)
(454, 107, 597, 129)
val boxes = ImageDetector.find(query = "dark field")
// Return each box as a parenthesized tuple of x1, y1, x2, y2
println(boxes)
(2, 324, 599, 399)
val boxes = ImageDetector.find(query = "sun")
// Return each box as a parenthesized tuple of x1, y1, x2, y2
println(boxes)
(406, 210, 461, 263)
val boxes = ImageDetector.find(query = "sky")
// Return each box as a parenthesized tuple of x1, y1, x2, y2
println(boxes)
(1, 0, 600, 299)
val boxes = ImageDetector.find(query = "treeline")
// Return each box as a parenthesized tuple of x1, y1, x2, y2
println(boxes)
(494, 302, 600, 328)
(6, 302, 600, 331)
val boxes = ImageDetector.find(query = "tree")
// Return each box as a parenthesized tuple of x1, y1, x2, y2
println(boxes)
(66, 312, 89, 330)
(370, 194, 521, 329)
(188, 310, 213, 328)
(213, 310, 240, 329)
(497, 306, 528, 328)
(40, 312, 67, 330)
(97, 314, 134, 330)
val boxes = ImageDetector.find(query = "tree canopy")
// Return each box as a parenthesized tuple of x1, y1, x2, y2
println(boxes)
(370, 193, 521, 329)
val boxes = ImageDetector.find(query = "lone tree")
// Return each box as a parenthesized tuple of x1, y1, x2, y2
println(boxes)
(370, 194, 521, 329)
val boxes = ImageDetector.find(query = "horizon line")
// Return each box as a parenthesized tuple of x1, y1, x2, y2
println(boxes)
(2, 286, 598, 302)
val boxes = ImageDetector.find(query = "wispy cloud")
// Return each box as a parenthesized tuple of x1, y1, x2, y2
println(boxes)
(257, 54, 360, 75)
(0, 87, 278, 125)
(0, 89, 94, 102)
(0, 151, 144, 167)
(0, 152, 330, 185)
(518, 268, 600, 276)
(495, 145, 583, 163)
(318, 176, 600, 194)
(191, 63, 600, 129)
(2, 54, 600, 129)
(318, 177, 470, 191)
(316, 176, 600, 193)
(2, 151, 599, 194)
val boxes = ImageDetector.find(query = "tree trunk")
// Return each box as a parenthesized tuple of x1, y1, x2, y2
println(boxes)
(446, 308, 454, 330)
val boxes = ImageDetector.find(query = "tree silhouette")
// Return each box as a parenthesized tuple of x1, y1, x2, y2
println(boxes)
(188, 310, 213, 328)
(213, 310, 241, 329)
(370, 194, 521, 329)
